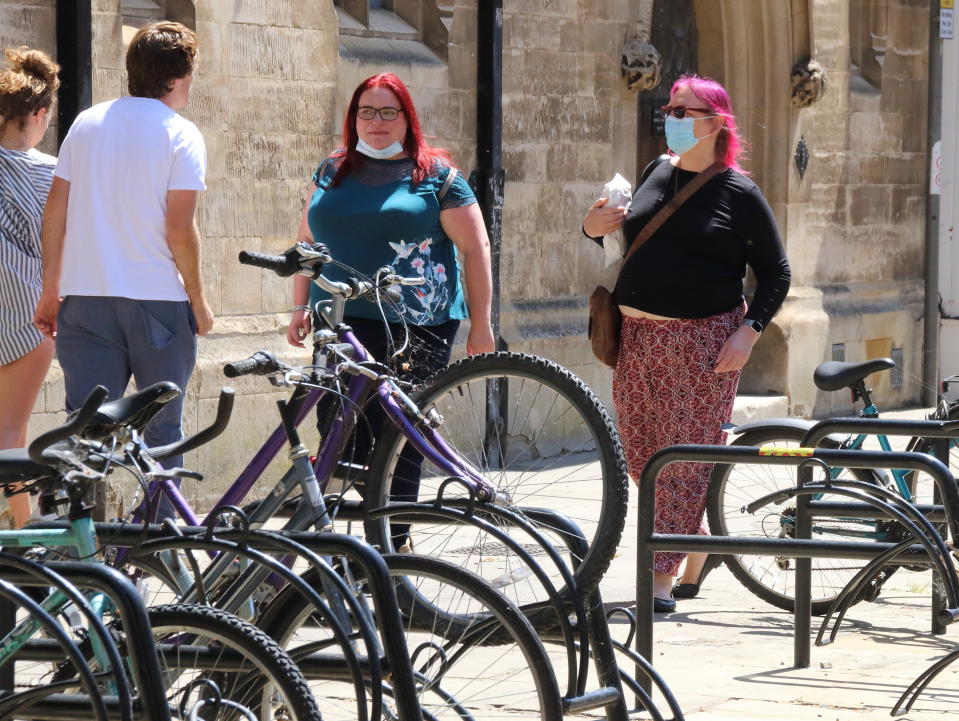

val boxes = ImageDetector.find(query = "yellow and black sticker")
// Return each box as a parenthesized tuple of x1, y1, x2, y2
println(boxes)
(758, 446, 815, 457)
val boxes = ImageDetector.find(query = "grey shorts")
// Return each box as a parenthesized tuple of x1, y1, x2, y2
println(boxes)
(55, 295, 197, 467)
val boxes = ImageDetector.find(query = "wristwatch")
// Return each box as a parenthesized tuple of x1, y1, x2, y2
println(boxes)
(742, 319, 764, 334)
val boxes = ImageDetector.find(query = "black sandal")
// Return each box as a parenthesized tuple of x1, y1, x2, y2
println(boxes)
(653, 595, 676, 613)
(672, 555, 722, 599)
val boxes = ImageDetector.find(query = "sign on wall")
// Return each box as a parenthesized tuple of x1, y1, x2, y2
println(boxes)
(932, 140, 943, 195)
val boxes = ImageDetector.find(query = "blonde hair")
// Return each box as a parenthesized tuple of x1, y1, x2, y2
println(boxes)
(0, 47, 60, 136)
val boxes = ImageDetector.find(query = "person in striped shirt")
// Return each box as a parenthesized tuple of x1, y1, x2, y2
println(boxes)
(0, 47, 59, 526)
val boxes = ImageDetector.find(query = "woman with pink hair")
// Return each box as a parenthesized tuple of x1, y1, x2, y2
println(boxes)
(582, 74, 791, 612)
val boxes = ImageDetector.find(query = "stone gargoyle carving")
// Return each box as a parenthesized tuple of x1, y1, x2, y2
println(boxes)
(621, 39, 661, 92)
(791, 57, 827, 108)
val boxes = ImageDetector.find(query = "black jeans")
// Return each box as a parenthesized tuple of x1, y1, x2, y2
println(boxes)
(321, 316, 460, 545)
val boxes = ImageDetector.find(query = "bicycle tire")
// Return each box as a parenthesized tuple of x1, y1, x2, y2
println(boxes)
(146, 604, 323, 721)
(706, 425, 888, 615)
(903, 400, 959, 509)
(261, 553, 564, 721)
(362, 352, 628, 603)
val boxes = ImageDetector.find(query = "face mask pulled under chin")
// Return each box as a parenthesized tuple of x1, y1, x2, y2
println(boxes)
(356, 137, 405, 160)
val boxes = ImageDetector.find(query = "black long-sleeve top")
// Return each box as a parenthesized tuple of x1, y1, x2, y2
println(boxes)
(589, 159, 791, 329)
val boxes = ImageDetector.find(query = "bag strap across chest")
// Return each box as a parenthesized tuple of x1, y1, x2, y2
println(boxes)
(622, 161, 725, 264)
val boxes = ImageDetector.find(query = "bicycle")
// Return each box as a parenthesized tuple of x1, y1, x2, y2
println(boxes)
(706, 356, 958, 614)
(1, 385, 324, 721)
(119, 241, 627, 614)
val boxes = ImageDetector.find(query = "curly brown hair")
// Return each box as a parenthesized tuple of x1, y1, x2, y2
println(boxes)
(126, 21, 197, 99)
(0, 47, 60, 135)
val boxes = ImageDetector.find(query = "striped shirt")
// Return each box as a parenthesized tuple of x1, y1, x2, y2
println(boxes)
(0, 145, 55, 365)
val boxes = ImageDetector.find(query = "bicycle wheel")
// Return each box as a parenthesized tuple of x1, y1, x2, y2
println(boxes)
(147, 604, 323, 721)
(261, 554, 564, 720)
(363, 352, 628, 603)
(904, 400, 959, 509)
(706, 426, 886, 614)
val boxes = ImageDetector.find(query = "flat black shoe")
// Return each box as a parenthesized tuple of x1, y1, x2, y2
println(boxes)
(653, 595, 676, 613)
(672, 554, 722, 599)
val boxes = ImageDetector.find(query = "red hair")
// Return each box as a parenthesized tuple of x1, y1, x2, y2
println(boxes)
(329, 72, 452, 187)
(671, 74, 747, 173)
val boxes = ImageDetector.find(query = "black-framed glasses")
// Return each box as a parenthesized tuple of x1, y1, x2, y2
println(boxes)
(660, 104, 713, 119)
(357, 106, 403, 121)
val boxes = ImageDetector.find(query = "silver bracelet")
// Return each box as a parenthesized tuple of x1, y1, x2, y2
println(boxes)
(293, 304, 312, 313)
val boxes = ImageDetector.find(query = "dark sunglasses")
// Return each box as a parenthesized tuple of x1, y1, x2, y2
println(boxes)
(660, 104, 713, 119)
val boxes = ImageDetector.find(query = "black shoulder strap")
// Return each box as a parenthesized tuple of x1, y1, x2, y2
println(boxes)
(438, 167, 458, 203)
(638, 153, 671, 187)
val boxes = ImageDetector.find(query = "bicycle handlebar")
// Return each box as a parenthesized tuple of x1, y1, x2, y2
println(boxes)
(239, 242, 423, 303)
(223, 351, 287, 378)
(28, 385, 109, 464)
(238, 249, 302, 277)
(149, 387, 236, 461)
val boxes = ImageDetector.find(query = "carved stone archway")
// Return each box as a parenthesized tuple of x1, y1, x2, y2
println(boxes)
(691, 1, 812, 397)
(692, 0, 807, 217)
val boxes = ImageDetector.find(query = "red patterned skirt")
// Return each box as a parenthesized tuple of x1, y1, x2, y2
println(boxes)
(612, 305, 745, 576)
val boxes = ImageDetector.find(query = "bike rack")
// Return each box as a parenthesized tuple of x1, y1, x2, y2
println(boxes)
(339, 499, 681, 721)
(361, 500, 587, 699)
(635, 443, 959, 713)
(524, 507, 683, 721)
(0, 561, 172, 721)
(69, 520, 423, 721)
(802, 417, 959, 634)
(35, 506, 683, 720)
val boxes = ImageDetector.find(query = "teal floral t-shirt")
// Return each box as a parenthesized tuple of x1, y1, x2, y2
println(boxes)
(307, 155, 475, 325)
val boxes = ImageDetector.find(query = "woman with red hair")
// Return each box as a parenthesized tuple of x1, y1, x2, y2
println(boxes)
(286, 73, 494, 546)
(582, 74, 791, 612)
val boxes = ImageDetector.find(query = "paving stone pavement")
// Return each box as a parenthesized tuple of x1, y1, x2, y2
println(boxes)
(558, 406, 959, 720)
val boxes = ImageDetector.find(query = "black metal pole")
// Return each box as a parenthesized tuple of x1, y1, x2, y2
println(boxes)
(55, 0, 93, 146)
(932, 435, 949, 634)
(475, 0, 504, 350)
(923, 0, 943, 405)
(794, 464, 812, 668)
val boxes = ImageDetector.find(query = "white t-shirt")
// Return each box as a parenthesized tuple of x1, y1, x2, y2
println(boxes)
(55, 96, 206, 301)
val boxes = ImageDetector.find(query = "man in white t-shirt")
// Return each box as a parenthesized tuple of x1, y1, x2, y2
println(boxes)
(34, 21, 213, 477)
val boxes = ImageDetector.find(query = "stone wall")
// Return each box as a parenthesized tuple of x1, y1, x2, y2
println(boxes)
(780, 0, 928, 415)
(2, 0, 937, 521)
(499, 0, 642, 410)
(0, 0, 58, 155)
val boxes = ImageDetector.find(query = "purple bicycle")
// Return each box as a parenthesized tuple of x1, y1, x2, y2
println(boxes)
(117, 242, 627, 615)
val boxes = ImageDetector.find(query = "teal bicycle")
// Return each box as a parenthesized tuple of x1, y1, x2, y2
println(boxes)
(707, 358, 958, 614)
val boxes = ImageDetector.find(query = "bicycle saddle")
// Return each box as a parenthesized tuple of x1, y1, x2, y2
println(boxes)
(813, 358, 895, 392)
(83, 381, 181, 438)
(0, 448, 54, 486)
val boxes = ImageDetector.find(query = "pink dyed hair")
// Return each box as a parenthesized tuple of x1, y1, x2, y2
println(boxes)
(330, 72, 452, 187)
(670, 74, 747, 173)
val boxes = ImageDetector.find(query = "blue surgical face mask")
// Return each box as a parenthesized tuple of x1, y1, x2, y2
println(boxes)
(664, 115, 718, 156)
(356, 137, 405, 160)
(664, 116, 701, 155)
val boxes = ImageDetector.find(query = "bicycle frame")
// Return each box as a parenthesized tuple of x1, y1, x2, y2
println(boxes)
(0, 515, 113, 676)
(119, 314, 489, 612)
(841, 432, 915, 501)
(775, 401, 951, 541)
